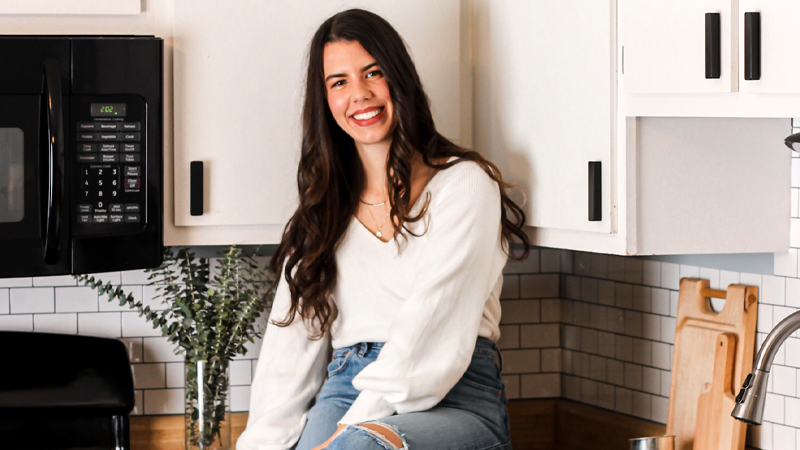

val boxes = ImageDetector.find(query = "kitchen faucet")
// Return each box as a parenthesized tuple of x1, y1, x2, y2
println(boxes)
(731, 310, 800, 424)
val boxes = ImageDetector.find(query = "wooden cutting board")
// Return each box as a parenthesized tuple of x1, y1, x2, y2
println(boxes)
(666, 278, 758, 450)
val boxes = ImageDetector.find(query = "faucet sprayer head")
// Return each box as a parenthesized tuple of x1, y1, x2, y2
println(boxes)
(732, 369, 769, 425)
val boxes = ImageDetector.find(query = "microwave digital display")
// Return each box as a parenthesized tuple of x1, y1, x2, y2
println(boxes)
(90, 103, 126, 117)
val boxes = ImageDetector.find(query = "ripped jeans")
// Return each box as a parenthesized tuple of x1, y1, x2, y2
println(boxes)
(294, 337, 512, 450)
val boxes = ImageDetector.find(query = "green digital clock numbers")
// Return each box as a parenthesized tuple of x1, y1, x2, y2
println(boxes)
(90, 103, 127, 117)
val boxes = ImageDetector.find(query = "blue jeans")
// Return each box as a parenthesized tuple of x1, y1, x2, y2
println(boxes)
(294, 337, 512, 450)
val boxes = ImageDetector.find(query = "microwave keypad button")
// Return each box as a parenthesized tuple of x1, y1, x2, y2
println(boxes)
(125, 178, 141, 192)
(121, 122, 141, 131)
(125, 204, 141, 213)
(98, 133, 119, 141)
(77, 154, 98, 163)
(78, 204, 92, 214)
(97, 122, 119, 131)
(93, 214, 109, 224)
(77, 133, 97, 141)
(110, 214, 124, 224)
(122, 153, 141, 163)
(99, 143, 119, 152)
(125, 214, 141, 223)
(79, 143, 96, 153)
(122, 143, 140, 152)
(110, 204, 124, 213)
(100, 154, 119, 163)
(121, 132, 141, 142)
(78, 214, 92, 224)
(77, 123, 97, 131)
(95, 200, 107, 212)
(125, 166, 141, 177)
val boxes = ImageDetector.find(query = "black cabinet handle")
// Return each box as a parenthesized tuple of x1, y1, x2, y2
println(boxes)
(705, 13, 721, 79)
(744, 12, 761, 80)
(190, 161, 203, 216)
(589, 161, 601, 222)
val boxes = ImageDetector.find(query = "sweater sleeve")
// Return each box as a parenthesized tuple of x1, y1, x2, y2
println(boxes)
(339, 163, 508, 425)
(236, 267, 331, 450)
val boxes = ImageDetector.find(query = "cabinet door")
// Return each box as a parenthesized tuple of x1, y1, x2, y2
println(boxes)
(473, 0, 614, 233)
(738, 1, 800, 94)
(172, 0, 464, 232)
(621, 0, 737, 94)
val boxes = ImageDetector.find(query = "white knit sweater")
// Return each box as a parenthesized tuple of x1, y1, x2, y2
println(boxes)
(236, 159, 508, 450)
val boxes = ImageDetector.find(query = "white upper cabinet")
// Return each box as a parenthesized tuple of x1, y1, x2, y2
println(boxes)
(621, 0, 738, 94)
(168, 0, 467, 245)
(620, 0, 800, 117)
(473, 0, 615, 235)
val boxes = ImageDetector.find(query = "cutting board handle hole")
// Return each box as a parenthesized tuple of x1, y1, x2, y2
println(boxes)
(708, 297, 726, 313)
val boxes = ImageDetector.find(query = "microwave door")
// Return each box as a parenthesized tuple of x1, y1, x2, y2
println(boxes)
(0, 87, 70, 278)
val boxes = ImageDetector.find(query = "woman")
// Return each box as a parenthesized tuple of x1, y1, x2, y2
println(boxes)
(237, 8, 529, 450)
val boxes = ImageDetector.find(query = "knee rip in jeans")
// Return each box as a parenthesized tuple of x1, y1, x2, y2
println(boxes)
(335, 421, 408, 450)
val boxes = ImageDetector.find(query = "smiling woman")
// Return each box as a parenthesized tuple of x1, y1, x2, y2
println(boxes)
(236, 8, 529, 450)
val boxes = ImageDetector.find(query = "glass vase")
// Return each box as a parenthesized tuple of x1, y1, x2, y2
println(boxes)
(185, 359, 232, 450)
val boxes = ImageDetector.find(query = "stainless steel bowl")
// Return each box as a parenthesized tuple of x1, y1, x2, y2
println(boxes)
(629, 435, 675, 450)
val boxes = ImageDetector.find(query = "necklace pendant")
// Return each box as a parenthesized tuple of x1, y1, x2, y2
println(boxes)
(375, 230, 383, 238)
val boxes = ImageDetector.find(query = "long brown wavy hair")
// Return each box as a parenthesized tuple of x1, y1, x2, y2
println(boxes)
(270, 8, 530, 339)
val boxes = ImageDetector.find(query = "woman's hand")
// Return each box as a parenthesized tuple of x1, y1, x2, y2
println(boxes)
(311, 424, 347, 450)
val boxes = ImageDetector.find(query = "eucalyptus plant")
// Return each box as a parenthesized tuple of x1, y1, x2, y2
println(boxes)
(75, 245, 274, 448)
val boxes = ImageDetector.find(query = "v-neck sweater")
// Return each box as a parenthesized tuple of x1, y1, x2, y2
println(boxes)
(238, 159, 509, 450)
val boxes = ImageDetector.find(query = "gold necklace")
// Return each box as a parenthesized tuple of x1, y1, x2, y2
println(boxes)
(365, 205, 390, 238)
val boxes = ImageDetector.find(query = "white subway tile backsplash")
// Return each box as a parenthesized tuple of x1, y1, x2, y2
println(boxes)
(90, 271, 122, 287)
(642, 314, 661, 341)
(143, 389, 183, 415)
(121, 311, 162, 338)
(33, 313, 77, 334)
(502, 375, 520, 400)
(661, 317, 676, 344)
(700, 268, 720, 290)
(776, 249, 799, 278)
(143, 336, 183, 362)
(795, 189, 800, 218)
(632, 339, 651, 366)
(760, 305, 776, 334)
(166, 362, 185, 388)
(565, 275, 581, 300)
(0, 289, 8, 314)
(764, 275, 788, 306)
(615, 335, 633, 362)
(776, 306, 797, 329)
(573, 252, 592, 276)
(740, 273, 763, 292)
(581, 378, 598, 405)
(624, 259, 643, 285)
(541, 299, 560, 323)
(542, 348, 562, 373)
(793, 158, 800, 188)
(651, 395, 668, 424)
(574, 352, 589, 378)
(597, 382, 615, 410)
(589, 355, 607, 382)
(132, 390, 143, 416)
(597, 280, 615, 306)
(10, 288, 54, 314)
(56, 287, 97, 313)
(563, 325, 580, 351)
(608, 360, 624, 387)
(230, 360, 252, 385)
(120, 338, 143, 363)
(78, 312, 121, 338)
(615, 387, 633, 415)
(607, 256, 625, 282)
(565, 375, 581, 401)
(500, 300, 540, 324)
(589, 253, 609, 279)
(642, 261, 661, 288)
(615, 284, 633, 309)
(679, 265, 700, 280)
(498, 325, 520, 349)
(504, 249, 540, 274)
(748, 422, 773, 450)
(522, 373, 560, 398)
(231, 385, 251, 412)
(786, 396, 800, 428)
(651, 288, 670, 316)
(132, 363, 166, 389)
(773, 423, 796, 450)
(33, 275, 77, 287)
(787, 339, 800, 369)
(500, 275, 519, 299)
(0, 277, 32, 288)
(598, 332, 615, 358)
(502, 349, 540, 374)
(788, 279, 800, 309)
(121, 269, 151, 285)
(652, 342, 672, 370)
(624, 310, 643, 338)
(579, 278, 598, 303)
(764, 393, 785, 424)
(632, 286, 651, 313)
(670, 291, 679, 317)
(774, 366, 798, 397)
(580, 328, 598, 354)
(661, 370, 671, 397)
(632, 390, 651, 420)
(624, 363, 643, 390)
(540, 249, 561, 273)
(0, 314, 32, 331)
(521, 323, 560, 348)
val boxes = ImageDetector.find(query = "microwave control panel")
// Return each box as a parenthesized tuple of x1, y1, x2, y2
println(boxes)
(71, 95, 146, 236)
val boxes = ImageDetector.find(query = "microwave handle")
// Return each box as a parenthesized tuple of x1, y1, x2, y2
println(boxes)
(41, 60, 64, 264)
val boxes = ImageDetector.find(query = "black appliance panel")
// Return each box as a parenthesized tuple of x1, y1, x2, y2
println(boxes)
(0, 38, 69, 94)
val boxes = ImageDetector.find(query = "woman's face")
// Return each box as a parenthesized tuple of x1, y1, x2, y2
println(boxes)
(323, 40, 395, 149)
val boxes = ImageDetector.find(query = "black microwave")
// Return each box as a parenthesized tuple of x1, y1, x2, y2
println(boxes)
(0, 36, 163, 278)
